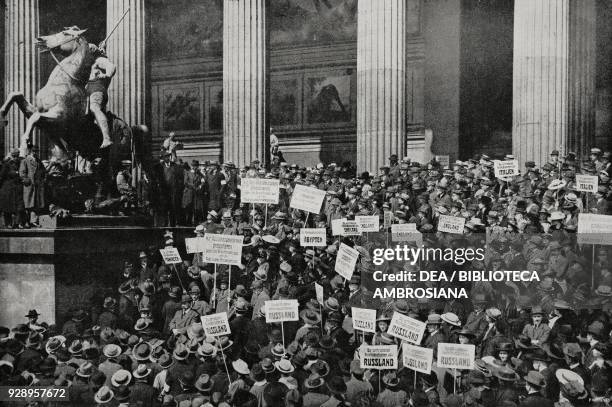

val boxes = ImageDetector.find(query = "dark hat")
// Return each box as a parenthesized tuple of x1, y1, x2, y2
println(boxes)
(25, 310, 40, 318)
(524, 370, 546, 388)
(304, 373, 325, 389)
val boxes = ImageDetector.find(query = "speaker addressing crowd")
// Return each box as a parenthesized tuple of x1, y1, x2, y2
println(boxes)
(1, 148, 612, 406)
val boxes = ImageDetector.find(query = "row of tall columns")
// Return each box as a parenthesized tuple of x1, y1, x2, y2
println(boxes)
(356, 0, 407, 174)
(2, 1, 598, 168)
(3, 0, 39, 154)
(512, 0, 596, 167)
(223, 0, 266, 168)
(106, 0, 147, 127)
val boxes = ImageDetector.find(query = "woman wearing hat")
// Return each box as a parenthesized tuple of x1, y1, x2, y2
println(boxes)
(372, 312, 392, 345)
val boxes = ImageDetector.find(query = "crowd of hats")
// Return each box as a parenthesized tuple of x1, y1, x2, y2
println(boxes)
(1, 149, 612, 406)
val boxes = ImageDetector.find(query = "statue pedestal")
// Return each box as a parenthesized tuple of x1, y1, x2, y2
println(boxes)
(0, 219, 193, 329)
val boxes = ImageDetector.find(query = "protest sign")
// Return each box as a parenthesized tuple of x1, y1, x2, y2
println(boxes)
(341, 220, 361, 236)
(160, 247, 182, 264)
(577, 213, 612, 245)
(438, 215, 466, 234)
(435, 155, 450, 168)
(356, 215, 379, 233)
(388, 312, 426, 345)
(289, 184, 326, 214)
(185, 237, 206, 254)
(360, 345, 398, 370)
(575, 175, 598, 193)
(437, 343, 475, 370)
(203, 234, 243, 266)
(335, 243, 360, 281)
(383, 211, 393, 228)
(265, 300, 299, 323)
(494, 160, 519, 178)
(391, 224, 422, 244)
(240, 178, 280, 204)
(351, 307, 377, 333)
(300, 228, 327, 247)
(331, 218, 347, 236)
(201, 312, 231, 336)
(402, 343, 433, 374)
(315, 283, 324, 305)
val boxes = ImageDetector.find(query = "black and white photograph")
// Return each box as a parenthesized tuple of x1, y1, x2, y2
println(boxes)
(0, 0, 611, 406)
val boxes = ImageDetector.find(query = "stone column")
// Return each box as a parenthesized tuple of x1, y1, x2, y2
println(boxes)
(356, 0, 406, 174)
(106, 0, 146, 126)
(513, 0, 596, 166)
(223, 0, 266, 167)
(4, 0, 39, 154)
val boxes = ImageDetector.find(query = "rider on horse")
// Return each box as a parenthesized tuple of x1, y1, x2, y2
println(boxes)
(87, 42, 116, 149)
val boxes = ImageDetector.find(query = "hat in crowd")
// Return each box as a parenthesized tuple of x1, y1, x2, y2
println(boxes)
(524, 371, 546, 388)
(426, 313, 442, 325)
(441, 312, 461, 326)
(94, 386, 114, 404)
(111, 369, 132, 387)
(305, 373, 325, 389)
(232, 359, 250, 375)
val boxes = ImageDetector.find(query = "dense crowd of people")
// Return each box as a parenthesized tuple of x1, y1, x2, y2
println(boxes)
(1, 147, 612, 406)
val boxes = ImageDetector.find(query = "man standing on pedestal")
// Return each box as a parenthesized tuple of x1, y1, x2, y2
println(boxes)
(19, 143, 45, 227)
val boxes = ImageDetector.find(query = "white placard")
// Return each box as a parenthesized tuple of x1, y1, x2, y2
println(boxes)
(240, 178, 280, 204)
(160, 248, 182, 264)
(351, 307, 377, 333)
(360, 345, 398, 370)
(402, 343, 433, 374)
(575, 175, 598, 193)
(388, 312, 426, 345)
(300, 228, 327, 247)
(203, 234, 244, 266)
(391, 224, 421, 243)
(185, 237, 206, 254)
(265, 300, 299, 323)
(383, 211, 393, 229)
(494, 160, 519, 178)
(577, 213, 612, 245)
(435, 155, 450, 168)
(335, 243, 360, 281)
(356, 216, 379, 233)
(201, 312, 231, 336)
(437, 343, 475, 370)
(290, 184, 326, 214)
(438, 215, 466, 234)
(341, 220, 361, 236)
(315, 283, 324, 305)
(331, 218, 347, 236)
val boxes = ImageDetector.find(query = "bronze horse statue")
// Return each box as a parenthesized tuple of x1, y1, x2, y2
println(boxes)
(0, 26, 146, 169)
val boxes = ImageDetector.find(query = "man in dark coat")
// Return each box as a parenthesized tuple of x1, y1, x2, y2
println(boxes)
(0, 149, 25, 228)
(154, 151, 184, 227)
(19, 144, 45, 227)
(519, 371, 554, 407)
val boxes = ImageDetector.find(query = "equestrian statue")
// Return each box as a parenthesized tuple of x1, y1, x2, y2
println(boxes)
(0, 25, 148, 213)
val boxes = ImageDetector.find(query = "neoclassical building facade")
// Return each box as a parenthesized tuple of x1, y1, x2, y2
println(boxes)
(2, 0, 612, 172)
